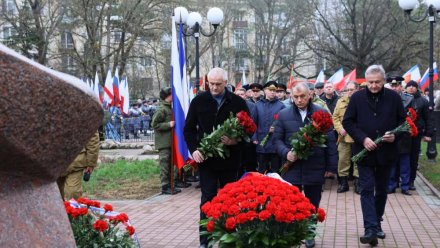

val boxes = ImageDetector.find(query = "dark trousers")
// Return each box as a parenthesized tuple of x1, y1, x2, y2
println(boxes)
(199, 165, 238, 245)
(358, 162, 390, 231)
(388, 153, 411, 191)
(257, 153, 281, 173)
(239, 143, 257, 178)
(409, 136, 422, 182)
(293, 184, 322, 209)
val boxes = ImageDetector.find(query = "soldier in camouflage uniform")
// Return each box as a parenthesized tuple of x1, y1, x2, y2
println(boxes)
(57, 131, 100, 200)
(151, 87, 182, 194)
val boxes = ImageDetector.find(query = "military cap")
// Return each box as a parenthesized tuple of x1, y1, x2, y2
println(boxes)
(276, 83, 287, 92)
(315, 82, 324, 89)
(249, 83, 263, 91)
(405, 80, 419, 88)
(242, 84, 251, 91)
(386, 76, 405, 85)
(159, 87, 172, 100)
(263, 81, 278, 90)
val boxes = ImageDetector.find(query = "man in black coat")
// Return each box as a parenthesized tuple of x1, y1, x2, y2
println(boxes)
(405, 80, 435, 190)
(343, 65, 406, 246)
(273, 82, 337, 248)
(184, 67, 249, 248)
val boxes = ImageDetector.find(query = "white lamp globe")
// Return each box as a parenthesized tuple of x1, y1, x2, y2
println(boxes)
(398, 0, 418, 10)
(207, 7, 224, 25)
(187, 12, 203, 27)
(427, 0, 440, 9)
(173, 7, 189, 23)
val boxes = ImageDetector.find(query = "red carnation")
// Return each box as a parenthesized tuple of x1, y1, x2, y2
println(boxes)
(206, 220, 215, 232)
(115, 213, 129, 223)
(258, 210, 272, 221)
(126, 226, 135, 236)
(103, 204, 113, 212)
(225, 217, 236, 231)
(407, 107, 417, 121)
(93, 219, 109, 232)
(406, 117, 418, 137)
(317, 208, 326, 222)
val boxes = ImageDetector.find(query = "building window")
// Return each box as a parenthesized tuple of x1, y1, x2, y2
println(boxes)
(233, 29, 247, 50)
(234, 56, 246, 71)
(141, 77, 153, 91)
(61, 31, 73, 49)
(256, 34, 267, 47)
(140, 57, 153, 67)
(62, 55, 76, 69)
(113, 31, 122, 43)
(2, 26, 16, 39)
(3, 0, 17, 15)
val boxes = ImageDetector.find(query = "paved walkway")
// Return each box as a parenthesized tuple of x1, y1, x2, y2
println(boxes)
(111, 174, 440, 248)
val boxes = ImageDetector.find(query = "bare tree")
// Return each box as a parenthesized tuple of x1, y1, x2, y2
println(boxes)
(307, 0, 427, 77)
(1, 0, 63, 65)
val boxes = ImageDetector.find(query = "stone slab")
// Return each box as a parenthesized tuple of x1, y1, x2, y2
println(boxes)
(0, 43, 103, 247)
(0, 175, 75, 248)
(0, 43, 103, 181)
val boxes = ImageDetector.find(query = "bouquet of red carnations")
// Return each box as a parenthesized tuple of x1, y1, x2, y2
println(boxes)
(64, 198, 138, 248)
(183, 111, 256, 171)
(200, 173, 326, 248)
(259, 113, 279, 147)
(279, 110, 333, 175)
(198, 111, 256, 159)
(351, 108, 418, 164)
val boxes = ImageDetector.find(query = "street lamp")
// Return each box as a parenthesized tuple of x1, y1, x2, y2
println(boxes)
(174, 7, 224, 92)
(399, 0, 438, 160)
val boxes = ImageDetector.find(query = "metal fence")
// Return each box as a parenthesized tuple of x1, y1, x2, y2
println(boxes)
(100, 117, 155, 143)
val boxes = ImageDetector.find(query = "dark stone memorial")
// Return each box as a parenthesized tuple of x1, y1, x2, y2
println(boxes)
(0, 43, 103, 247)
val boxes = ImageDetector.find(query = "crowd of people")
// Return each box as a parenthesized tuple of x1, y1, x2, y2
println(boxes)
(107, 99, 159, 139)
(147, 65, 438, 248)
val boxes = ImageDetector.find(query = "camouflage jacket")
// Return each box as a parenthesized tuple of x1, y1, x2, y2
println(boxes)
(333, 95, 354, 143)
(151, 101, 172, 150)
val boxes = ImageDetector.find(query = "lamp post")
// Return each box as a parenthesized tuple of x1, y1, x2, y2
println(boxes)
(399, 0, 438, 160)
(174, 7, 224, 93)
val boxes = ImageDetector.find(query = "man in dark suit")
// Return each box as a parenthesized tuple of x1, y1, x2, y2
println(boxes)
(343, 65, 405, 246)
(184, 67, 249, 248)
(273, 82, 338, 248)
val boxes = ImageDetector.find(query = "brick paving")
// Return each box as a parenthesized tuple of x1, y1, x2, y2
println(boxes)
(110, 174, 440, 248)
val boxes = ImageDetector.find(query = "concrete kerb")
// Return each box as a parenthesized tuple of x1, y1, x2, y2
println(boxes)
(417, 171, 440, 199)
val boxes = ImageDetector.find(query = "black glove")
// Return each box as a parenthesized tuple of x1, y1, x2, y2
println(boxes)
(83, 170, 91, 182)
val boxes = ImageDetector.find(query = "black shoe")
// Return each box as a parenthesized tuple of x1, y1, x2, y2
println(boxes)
(354, 179, 361, 194)
(387, 188, 396, 194)
(337, 177, 349, 193)
(360, 229, 378, 246)
(175, 181, 191, 188)
(162, 186, 181, 195)
(409, 181, 416, 191)
(377, 226, 386, 239)
(305, 239, 315, 248)
(402, 190, 412, 196)
(186, 175, 199, 182)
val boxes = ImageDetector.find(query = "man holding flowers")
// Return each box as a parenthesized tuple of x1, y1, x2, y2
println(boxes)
(273, 82, 338, 248)
(184, 67, 249, 248)
(343, 65, 406, 246)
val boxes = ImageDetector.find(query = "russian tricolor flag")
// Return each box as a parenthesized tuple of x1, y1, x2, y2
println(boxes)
(403, 65, 421, 83)
(419, 62, 438, 91)
(171, 19, 190, 169)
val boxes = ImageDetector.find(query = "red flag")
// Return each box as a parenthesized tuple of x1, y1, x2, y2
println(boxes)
(287, 66, 295, 89)
(334, 69, 356, 91)
(236, 80, 242, 89)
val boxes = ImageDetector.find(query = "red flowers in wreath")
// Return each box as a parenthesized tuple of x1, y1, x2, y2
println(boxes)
(200, 173, 326, 247)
